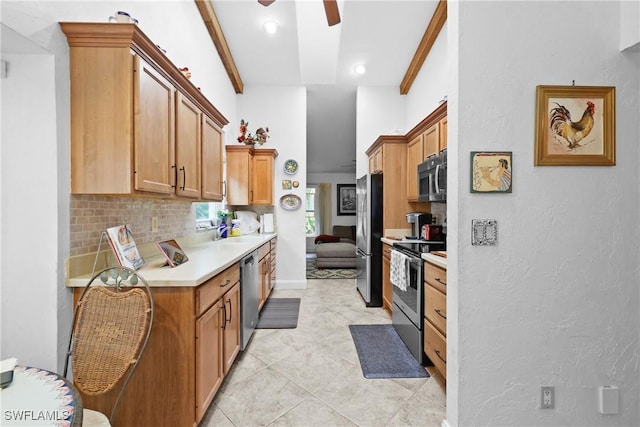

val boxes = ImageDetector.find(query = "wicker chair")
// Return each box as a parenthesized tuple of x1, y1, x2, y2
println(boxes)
(64, 267, 154, 426)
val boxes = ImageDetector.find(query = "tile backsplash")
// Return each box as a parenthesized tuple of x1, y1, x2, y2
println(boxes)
(70, 195, 196, 256)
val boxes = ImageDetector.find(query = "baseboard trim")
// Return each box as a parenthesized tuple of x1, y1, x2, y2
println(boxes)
(273, 279, 308, 290)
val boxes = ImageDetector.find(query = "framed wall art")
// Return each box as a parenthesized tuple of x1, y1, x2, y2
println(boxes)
(471, 152, 512, 193)
(337, 184, 356, 216)
(534, 85, 615, 166)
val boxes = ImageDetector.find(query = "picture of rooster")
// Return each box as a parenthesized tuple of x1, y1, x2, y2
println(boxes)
(549, 100, 595, 150)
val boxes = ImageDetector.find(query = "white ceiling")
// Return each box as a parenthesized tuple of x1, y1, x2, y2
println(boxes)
(212, 0, 439, 174)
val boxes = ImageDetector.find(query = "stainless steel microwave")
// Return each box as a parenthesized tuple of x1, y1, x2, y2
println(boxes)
(418, 148, 447, 202)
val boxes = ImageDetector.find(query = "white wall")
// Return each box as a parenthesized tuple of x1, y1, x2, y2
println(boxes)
(355, 86, 406, 177)
(0, 1, 239, 371)
(405, 21, 449, 130)
(620, 0, 640, 51)
(236, 86, 308, 289)
(0, 52, 64, 372)
(449, 1, 640, 425)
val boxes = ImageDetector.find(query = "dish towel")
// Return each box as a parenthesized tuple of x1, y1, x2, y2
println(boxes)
(390, 250, 408, 291)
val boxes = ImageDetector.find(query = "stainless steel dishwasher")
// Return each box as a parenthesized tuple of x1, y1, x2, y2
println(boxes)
(240, 250, 259, 350)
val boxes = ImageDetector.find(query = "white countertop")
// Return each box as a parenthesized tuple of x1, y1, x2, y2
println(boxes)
(422, 252, 447, 269)
(67, 233, 277, 288)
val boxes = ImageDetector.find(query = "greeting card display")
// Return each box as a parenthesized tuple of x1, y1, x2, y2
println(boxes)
(106, 225, 144, 270)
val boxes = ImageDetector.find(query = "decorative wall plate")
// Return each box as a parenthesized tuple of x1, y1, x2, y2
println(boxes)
(283, 159, 299, 175)
(280, 194, 302, 211)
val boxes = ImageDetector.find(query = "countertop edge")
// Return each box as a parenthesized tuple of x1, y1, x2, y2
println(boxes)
(66, 233, 277, 288)
(422, 253, 447, 269)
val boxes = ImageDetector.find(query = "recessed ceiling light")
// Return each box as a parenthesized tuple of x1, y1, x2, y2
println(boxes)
(354, 64, 366, 75)
(263, 21, 278, 35)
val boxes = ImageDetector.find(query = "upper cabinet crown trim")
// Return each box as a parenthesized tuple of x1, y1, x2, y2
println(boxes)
(405, 101, 447, 141)
(59, 22, 229, 128)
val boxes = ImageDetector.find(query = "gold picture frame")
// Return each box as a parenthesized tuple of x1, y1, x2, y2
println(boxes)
(534, 85, 615, 166)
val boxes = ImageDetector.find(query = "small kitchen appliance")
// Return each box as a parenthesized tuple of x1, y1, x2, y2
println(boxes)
(406, 212, 433, 240)
(418, 148, 447, 202)
(421, 224, 443, 241)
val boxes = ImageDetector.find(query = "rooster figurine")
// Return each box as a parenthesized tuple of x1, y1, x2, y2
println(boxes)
(549, 101, 595, 150)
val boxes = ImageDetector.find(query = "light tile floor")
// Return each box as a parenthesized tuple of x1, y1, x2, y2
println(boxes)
(202, 278, 446, 427)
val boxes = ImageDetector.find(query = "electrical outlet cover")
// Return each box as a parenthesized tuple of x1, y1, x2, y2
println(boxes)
(541, 386, 554, 409)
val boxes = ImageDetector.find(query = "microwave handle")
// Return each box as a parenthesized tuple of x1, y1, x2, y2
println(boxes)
(435, 163, 441, 194)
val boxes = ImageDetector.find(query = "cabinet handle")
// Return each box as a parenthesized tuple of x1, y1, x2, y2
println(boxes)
(171, 164, 177, 189)
(179, 166, 186, 190)
(226, 298, 232, 324)
(221, 303, 227, 330)
(435, 277, 446, 286)
(222, 180, 227, 197)
(250, 190, 253, 202)
(221, 279, 231, 288)
(435, 349, 447, 364)
(434, 308, 446, 320)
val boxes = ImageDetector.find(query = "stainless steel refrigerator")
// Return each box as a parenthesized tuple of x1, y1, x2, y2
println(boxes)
(356, 173, 383, 307)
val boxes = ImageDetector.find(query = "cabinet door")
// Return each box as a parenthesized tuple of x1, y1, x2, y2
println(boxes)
(222, 283, 240, 374)
(423, 122, 440, 160)
(195, 300, 223, 423)
(269, 241, 276, 291)
(258, 256, 270, 310)
(134, 57, 175, 194)
(406, 135, 423, 202)
(251, 152, 274, 205)
(439, 116, 447, 151)
(202, 115, 223, 201)
(225, 147, 251, 205)
(382, 244, 392, 311)
(175, 93, 201, 199)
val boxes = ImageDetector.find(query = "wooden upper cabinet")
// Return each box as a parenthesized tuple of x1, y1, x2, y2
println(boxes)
(368, 147, 383, 174)
(175, 92, 201, 199)
(60, 22, 228, 197)
(225, 146, 252, 205)
(423, 122, 440, 160)
(252, 150, 277, 205)
(225, 146, 278, 206)
(439, 116, 448, 150)
(135, 58, 175, 194)
(406, 134, 423, 201)
(201, 115, 224, 201)
(404, 102, 447, 202)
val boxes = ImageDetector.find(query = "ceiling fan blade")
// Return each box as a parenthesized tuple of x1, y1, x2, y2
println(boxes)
(323, 0, 341, 26)
(258, 0, 275, 6)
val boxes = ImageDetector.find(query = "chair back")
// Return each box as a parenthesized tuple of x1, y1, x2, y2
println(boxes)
(64, 267, 154, 425)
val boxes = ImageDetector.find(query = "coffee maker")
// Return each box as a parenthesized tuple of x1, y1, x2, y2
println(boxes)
(405, 212, 432, 239)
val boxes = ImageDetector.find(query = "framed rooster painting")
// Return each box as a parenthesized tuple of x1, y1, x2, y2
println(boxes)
(534, 85, 615, 166)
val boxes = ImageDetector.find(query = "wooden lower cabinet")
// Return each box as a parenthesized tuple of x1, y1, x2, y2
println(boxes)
(258, 242, 272, 310)
(269, 238, 277, 291)
(423, 259, 447, 383)
(382, 243, 392, 312)
(73, 263, 240, 427)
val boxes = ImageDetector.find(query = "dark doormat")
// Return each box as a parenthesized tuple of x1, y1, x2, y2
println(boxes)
(348, 324, 429, 379)
(256, 298, 300, 329)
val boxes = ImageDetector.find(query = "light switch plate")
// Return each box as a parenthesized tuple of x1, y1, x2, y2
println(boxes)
(472, 219, 497, 245)
(599, 386, 619, 414)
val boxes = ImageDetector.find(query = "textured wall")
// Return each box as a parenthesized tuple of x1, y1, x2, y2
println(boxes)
(451, 1, 640, 425)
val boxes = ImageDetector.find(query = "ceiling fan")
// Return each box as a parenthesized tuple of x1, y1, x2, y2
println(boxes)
(258, 0, 341, 26)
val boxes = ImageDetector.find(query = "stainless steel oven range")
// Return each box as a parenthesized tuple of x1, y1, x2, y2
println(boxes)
(391, 240, 445, 364)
